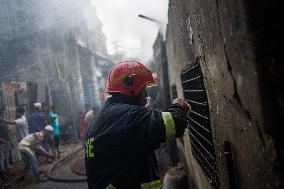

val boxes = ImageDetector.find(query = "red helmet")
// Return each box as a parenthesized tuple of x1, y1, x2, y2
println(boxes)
(105, 61, 155, 96)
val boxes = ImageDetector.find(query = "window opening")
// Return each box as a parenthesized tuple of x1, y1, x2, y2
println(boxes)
(181, 61, 220, 187)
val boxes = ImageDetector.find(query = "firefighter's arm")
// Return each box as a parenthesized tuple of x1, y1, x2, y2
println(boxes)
(146, 98, 190, 149)
(165, 99, 190, 138)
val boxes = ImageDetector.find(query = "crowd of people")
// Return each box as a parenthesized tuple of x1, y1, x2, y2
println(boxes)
(0, 103, 60, 182)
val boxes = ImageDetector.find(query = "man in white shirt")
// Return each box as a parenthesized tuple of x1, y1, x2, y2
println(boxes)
(19, 125, 54, 182)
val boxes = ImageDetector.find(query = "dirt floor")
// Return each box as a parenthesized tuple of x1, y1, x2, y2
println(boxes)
(3, 143, 87, 189)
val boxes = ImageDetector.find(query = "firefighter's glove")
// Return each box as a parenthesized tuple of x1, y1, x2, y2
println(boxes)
(172, 98, 191, 112)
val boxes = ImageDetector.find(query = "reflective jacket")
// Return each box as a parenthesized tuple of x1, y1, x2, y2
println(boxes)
(85, 96, 188, 189)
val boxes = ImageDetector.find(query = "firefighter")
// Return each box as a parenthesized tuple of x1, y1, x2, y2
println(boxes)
(85, 61, 191, 189)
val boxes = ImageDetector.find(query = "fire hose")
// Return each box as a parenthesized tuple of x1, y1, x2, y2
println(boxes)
(46, 146, 87, 182)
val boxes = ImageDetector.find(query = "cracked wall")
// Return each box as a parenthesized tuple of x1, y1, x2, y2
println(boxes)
(166, 0, 280, 188)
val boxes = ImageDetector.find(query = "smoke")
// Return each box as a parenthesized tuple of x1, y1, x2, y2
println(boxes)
(0, 0, 106, 81)
(36, 0, 101, 35)
(32, 0, 169, 63)
(91, 0, 169, 63)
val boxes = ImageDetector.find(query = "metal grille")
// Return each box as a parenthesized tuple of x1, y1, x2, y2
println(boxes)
(181, 62, 220, 187)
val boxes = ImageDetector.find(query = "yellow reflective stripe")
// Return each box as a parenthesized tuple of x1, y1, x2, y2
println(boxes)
(162, 112, 176, 139)
(106, 184, 117, 189)
(141, 179, 161, 189)
(85, 137, 94, 158)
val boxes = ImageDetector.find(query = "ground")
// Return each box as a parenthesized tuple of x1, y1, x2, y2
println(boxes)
(5, 143, 87, 189)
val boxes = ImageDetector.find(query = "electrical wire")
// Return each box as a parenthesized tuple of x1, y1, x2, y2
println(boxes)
(0, 62, 42, 80)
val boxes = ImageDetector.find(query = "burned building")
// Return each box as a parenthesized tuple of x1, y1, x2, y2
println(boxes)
(0, 0, 110, 142)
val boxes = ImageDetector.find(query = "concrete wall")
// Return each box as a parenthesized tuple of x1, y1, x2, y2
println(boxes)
(166, 0, 279, 188)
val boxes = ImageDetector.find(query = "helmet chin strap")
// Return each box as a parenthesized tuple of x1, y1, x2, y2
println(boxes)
(111, 89, 146, 106)
(137, 88, 147, 106)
